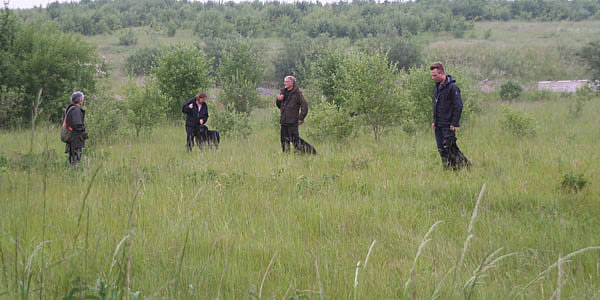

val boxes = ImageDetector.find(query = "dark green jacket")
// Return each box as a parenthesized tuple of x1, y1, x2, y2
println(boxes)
(65, 104, 87, 148)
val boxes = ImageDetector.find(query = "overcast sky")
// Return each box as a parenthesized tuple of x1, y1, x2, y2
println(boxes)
(7, 0, 73, 9)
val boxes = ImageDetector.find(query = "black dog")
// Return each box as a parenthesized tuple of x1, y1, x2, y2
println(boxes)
(193, 125, 220, 149)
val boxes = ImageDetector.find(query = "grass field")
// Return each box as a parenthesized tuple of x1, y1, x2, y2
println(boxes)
(1, 20, 599, 299)
(1, 94, 599, 298)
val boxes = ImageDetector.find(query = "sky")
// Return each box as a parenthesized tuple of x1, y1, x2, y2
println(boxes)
(7, 0, 73, 9)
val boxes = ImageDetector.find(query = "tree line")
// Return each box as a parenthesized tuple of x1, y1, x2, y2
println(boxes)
(13, 0, 600, 38)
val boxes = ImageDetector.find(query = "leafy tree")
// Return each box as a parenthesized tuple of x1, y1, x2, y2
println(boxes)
(217, 39, 264, 114)
(576, 40, 600, 81)
(154, 44, 214, 118)
(0, 20, 97, 125)
(118, 29, 137, 46)
(126, 79, 165, 137)
(334, 50, 403, 141)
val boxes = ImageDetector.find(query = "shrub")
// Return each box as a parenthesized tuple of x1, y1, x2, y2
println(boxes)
(220, 73, 259, 114)
(118, 29, 137, 46)
(560, 172, 588, 193)
(0, 85, 26, 128)
(85, 94, 126, 144)
(208, 102, 251, 137)
(125, 79, 165, 137)
(499, 104, 536, 137)
(154, 44, 214, 118)
(568, 86, 593, 117)
(500, 80, 523, 102)
(123, 47, 162, 77)
(305, 98, 355, 141)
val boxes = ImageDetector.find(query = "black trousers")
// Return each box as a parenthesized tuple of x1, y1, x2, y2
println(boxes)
(186, 125, 207, 151)
(280, 124, 300, 152)
(434, 126, 470, 169)
(66, 143, 82, 166)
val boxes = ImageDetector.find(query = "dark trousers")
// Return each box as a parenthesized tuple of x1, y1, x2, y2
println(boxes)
(280, 124, 300, 152)
(186, 125, 207, 151)
(66, 143, 82, 166)
(434, 126, 470, 169)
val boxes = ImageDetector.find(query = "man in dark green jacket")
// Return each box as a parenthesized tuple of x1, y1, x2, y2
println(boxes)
(276, 75, 315, 153)
(64, 91, 88, 166)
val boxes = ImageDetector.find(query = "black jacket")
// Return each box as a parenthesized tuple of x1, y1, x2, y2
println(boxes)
(433, 75, 463, 128)
(182, 98, 208, 128)
(276, 86, 308, 125)
(65, 104, 87, 148)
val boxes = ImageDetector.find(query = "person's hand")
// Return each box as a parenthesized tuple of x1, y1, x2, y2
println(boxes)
(431, 123, 435, 130)
(199, 119, 204, 125)
(450, 125, 456, 131)
(298, 120, 304, 125)
(277, 94, 283, 101)
(188, 103, 193, 109)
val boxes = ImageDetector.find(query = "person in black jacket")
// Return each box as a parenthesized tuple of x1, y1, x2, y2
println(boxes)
(430, 62, 470, 169)
(182, 92, 209, 151)
(64, 91, 88, 166)
(276, 76, 315, 154)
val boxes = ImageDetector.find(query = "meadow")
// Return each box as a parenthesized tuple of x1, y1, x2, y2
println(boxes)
(1, 20, 600, 299)
(1, 94, 599, 299)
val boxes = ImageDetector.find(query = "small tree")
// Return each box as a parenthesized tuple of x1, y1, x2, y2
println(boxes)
(154, 44, 214, 118)
(126, 79, 165, 137)
(576, 40, 600, 81)
(335, 50, 403, 141)
(500, 80, 523, 102)
(118, 29, 137, 46)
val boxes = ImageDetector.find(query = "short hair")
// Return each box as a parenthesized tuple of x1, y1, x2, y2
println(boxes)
(429, 61, 445, 74)
(196, 92, 207, 99)
(71, 91, 84, 104)
(284, 75, 296, 85)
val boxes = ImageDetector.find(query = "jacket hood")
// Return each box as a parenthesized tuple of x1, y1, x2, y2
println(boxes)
(439, 75, 456, 89)
(280, 85, 300, 94)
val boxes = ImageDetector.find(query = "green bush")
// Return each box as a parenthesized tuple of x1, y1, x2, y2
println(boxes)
(123, 47, 162, 76)
(220, 74, 259, 114)
(499, 104, 536, 137)
(125, 79, 165, 137)
(208, 102, 250, 137)
(85, 94, 126, 145)
(154, 44, 214, 118)
(118, 29, 137, 46)
(568, 86, 594, 117)
(560, 172, 588, 193)
(305, 98, 355, 142)
(500, 80, 523, 102)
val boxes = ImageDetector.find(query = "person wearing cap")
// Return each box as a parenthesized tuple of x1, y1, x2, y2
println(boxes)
(182, 92, 209, 151)
(64, 91, 88, 166)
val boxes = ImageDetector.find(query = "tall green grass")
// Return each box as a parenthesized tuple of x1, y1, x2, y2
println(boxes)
(1, 95, 598, 298)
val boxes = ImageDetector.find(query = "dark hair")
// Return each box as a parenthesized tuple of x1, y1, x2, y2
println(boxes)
(196, 92, 207, 99)
(429, 61, 445, 74)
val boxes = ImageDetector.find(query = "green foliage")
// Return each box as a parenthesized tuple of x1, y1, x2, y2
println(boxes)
(166, 21, 177, 37)
(0, 20, 97, 124)
(402, 66, 435, 128)
(85, 94, 126, 145)
(499, 104, 536, 137)
(207, 102, 250, 137)
(569, 86, 594, 117)
(309, 49, 349, 105)
(305, 98, 355, 141)
(125, 79, 165, 137)
(560, 172, 588, 193)
(220, 74, 259, 115)
(154, 44, 214, 118)
(500, 80, 523, 102)
(0, 85, 27, 128)
(217, 40, 264, 114)
(123, 47, 162, 77)
(118, 29, 137, 46)
(334, 50, 403, 141)
(576, 40, 600, 81)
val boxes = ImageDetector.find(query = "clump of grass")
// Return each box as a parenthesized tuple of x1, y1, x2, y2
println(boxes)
(560, 172, 588, 193)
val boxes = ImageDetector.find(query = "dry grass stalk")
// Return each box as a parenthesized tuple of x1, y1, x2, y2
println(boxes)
(259, 250, 278, 298)
(404, 220, 444, 299)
